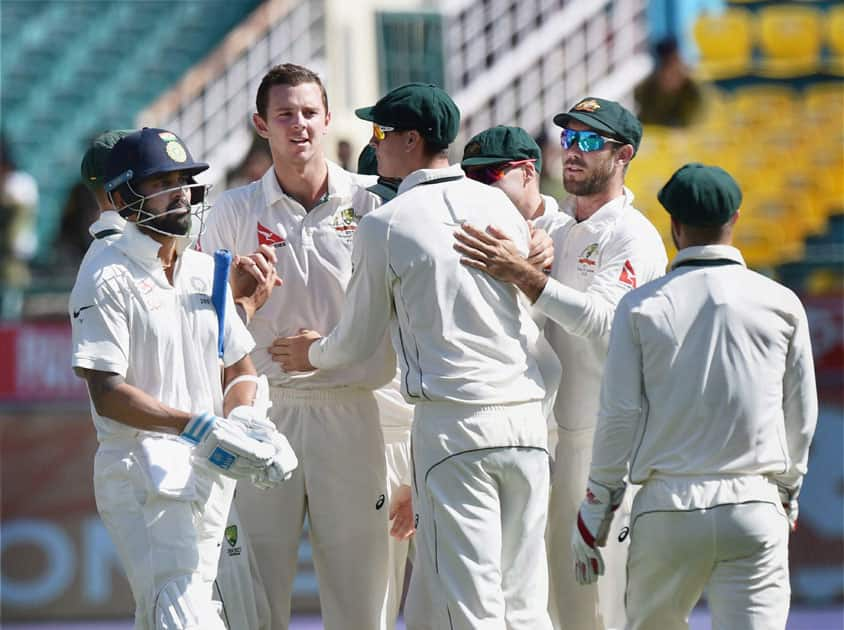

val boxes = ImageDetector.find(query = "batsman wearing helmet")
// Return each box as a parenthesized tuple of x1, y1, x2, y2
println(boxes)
(69, 127, 297, 630)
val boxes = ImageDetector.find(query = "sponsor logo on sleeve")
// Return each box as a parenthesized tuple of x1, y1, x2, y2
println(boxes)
(257, 221, 287, 248)
(619, 259, 637, 288)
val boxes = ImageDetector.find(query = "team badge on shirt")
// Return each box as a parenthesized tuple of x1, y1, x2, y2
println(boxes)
(224, 524, 242, 557)
(619, 259, 637, 288)
(577, 243, 599, 275)
(332, 207, 359, 243)
(257, 221, 287, 248)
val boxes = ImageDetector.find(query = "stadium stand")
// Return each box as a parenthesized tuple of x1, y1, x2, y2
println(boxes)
(756, 4, 823, 78)
(693, 7, 754, 79)
(0, 0, 264, 269)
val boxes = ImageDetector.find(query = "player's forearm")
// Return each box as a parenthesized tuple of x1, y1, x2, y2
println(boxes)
(222, 356, 258, 415)
(533, 277, 614, 338)
(80, 370, 191, 433)
(512, 263, 550, 303)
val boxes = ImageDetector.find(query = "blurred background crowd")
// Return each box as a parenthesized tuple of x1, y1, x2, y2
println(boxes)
(1, 0, 842, 625)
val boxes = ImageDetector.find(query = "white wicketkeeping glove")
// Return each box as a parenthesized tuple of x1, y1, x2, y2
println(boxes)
(228, 405, 298, 489)
(571, 480, 624, 585)
(181, 412, 276, 480)
(777, 483, 799, 532)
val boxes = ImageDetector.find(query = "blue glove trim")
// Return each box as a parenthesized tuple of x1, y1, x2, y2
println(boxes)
(181, 412, 216, 445)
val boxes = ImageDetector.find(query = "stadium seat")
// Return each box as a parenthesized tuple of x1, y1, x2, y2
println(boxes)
(756, 5, 823, 77)
(733, 216, 803, 269)
(693, 8, 753, 80)
(826, 5, 844, 76)
(731, 84, 797, 126)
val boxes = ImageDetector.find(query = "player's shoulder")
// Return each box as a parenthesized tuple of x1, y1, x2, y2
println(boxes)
(212, 176, 265, 216)
(70, 243, 131, 303)
(327, 159, 377, 195)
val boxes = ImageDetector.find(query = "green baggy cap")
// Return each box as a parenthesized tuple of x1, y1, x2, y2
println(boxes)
(356, 83, 460, 146)
(658, 163, 743, 226)
(80, 129, 133, 190)
(461, 126, 542, 173)
(553, 97, 642, 153)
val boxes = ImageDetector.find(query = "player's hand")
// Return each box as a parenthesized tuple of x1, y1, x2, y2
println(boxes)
(454, 223, 548, 302)
(389, 484, 416, 540)
(270, 329, 321, 372)
(527, 222, 554, 271)
(231, 245, 282, 323)
(777, 484, 799, 532)
(181, 412, 275, 480)
(570, 480, 624, 585)
(228, 405, 299, 489)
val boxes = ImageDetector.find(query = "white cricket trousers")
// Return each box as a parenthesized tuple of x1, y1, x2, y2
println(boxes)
(93, 440, 234, 630)
(235, 387, 389, 630)
(214, 501, 271, 630)
(411, 402, 553, 630)
(626, 501, 790, 630)
(547, 427, 629, 630)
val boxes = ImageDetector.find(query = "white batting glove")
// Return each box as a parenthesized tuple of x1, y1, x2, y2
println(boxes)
(181, 412, 276, 480)
(571, 480, 624, 585)
(777, 483, 799, 532)
(228, 405, 299, 488)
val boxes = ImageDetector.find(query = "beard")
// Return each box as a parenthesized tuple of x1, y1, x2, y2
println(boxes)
(563, 155, 616, 197)
(140, 201, 192, 236)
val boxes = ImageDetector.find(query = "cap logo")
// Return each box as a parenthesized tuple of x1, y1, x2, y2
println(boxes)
(166, 141, 187, 163)
(158, 132, 178, 142)
(574, 99, 601, 112)
(464, 141, 481, 156)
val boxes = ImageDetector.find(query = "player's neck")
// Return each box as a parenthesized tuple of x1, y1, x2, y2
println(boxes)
(573, 183, 624, 222)
(273, 158, 329, 211)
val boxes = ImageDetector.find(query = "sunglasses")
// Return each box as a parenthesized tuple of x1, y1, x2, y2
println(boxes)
(372, 123, 399, 141)
(464, 159, 536, 185)
(560, 128, 623, 152)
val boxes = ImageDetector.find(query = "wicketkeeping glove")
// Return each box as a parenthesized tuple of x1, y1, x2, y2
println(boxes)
(181, 412, 276, 480)
(777, 483, 799, 532)
(228, 405, 299, 489)
(571, 480, 624, 585)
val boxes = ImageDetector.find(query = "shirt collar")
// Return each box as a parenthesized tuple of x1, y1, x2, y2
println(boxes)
(113, 222, 190, 276)
(671, 244, 746, 270)
(398, 164, 465, 195)
(88, 210, 126, 238)
(261, 159, 359, 210)
(561, 186, 635, 229)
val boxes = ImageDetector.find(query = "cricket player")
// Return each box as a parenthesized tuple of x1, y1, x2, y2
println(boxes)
(575, 163, 817, 629)
(70, 127, 296, 630)
(199, 64, 394, 630)
(78, 129, 276, 630)
(454, 99, 667, 630)
(275, 83, 554, 630)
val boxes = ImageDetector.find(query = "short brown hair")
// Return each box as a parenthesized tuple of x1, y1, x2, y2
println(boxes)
(256, 64, 328, 119)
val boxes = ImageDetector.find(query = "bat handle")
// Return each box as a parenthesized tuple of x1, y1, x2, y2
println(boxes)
(212, 249, 233, 359)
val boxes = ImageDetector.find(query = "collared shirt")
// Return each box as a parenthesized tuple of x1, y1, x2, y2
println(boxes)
(309, 164, 546, 410)
(591, 244, 817, 511)
(70, 222, 255, 441)
(200, 160, 395, 391)
(75, 211, 127, 281)
(532, 187, 668, 431)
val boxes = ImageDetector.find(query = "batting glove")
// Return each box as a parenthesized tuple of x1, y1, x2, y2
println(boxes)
(571, 480, 624, 585)
(777, 483, 799, 532)
(228, 405, 299, 489)
(181, 412, 275, 480)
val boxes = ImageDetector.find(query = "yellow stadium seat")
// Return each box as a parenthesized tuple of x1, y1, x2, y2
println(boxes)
(733, 216, 802, 269)
(756, 5, 823, 77)
(803, 82, 844, 127)
(731, 84, 797, 126)
(693, 8, 753, 79)
(827, 6, 844, 76)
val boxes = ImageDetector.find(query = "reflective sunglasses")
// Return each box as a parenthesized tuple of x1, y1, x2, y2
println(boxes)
(560, 128, 623, 152)
(373, 123, 398, 141)
(464, 159, 536, 185)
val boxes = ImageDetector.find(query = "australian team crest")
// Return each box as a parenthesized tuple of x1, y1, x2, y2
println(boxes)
(577, 242, 599, 275)
(225, 524, 242, 557)
(332, 206, 359, 242)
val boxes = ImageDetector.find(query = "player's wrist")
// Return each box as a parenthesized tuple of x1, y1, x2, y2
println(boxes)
(234, 298, 255, 324)
(516, 265, 549, 303)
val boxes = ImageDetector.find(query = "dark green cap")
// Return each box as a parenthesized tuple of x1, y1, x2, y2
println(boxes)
(80, 129, 133, 190)
(355, 83, 460, 147)
(357, 144, 378, 176)
(553, 97, 642, 153)
(461, 126, 542, 173)
(658, 163, 742, 227)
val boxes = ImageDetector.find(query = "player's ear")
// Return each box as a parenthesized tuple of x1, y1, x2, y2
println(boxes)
(253, 112, 270, 139)
(524, 162, 537, 184)
(617, 144, 634, 166)
(323, 109, 331, 133)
